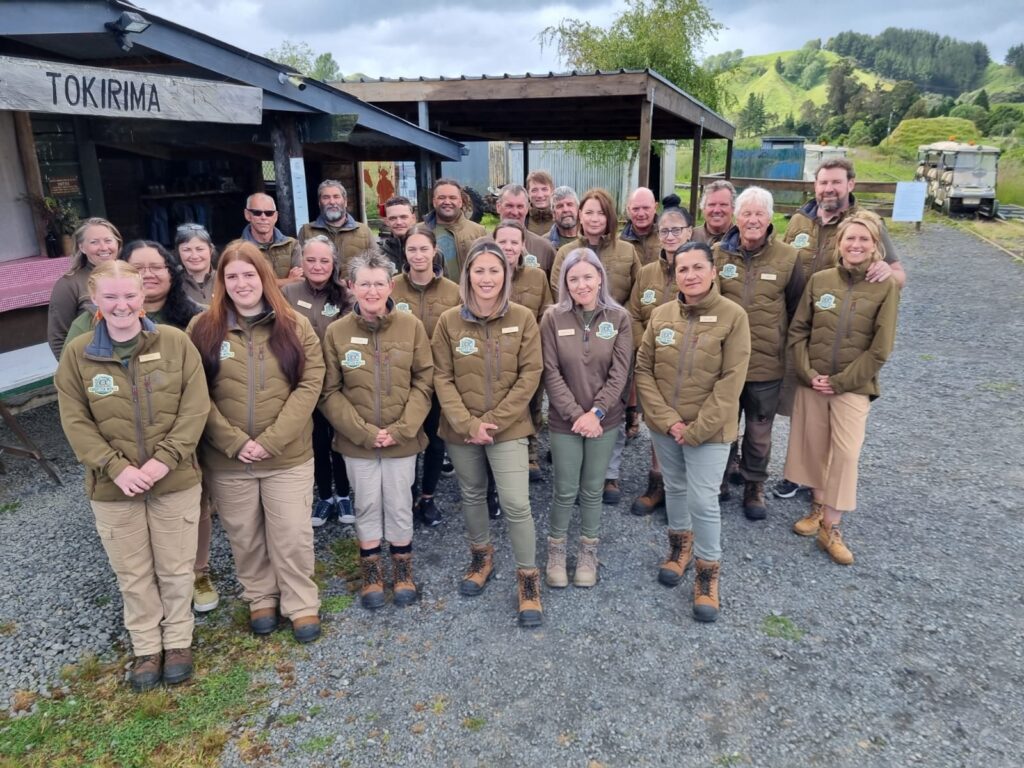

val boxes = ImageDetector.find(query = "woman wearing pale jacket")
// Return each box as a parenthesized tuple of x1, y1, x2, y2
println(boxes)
(321, 250, 433, 610)
(540, 248, 632, 588)
(431, 237, 544, 627)
(785, 211, 899, 565)
(55, 260, 209, 692)
(635, 241, 750, 623)
(188, 240, 325, 644)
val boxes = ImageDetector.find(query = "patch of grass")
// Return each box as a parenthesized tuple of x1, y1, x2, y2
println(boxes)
(0, 622, 15, 637)
(461, 716, 487, 732)
(0, 501, 21, 515)
(329, 538, 360, 580)
(320, 595, 354, 613)
(714, 752, 745, 766)
(980, 380, 1019, 393)
(298, 734, 335, 753)
(277, 712, 302, 726)
(761, 614, 805, 642)
(881, 118, 982, 160)
(430, 695, 448, 715)
(920, 354, 936, 361)
(93, 595, 111, 607)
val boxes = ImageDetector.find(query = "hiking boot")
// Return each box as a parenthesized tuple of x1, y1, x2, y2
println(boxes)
(459, 544, 495, 596)
(311, 498, 335, 528)
(817, 522, 854, 565)
(742, 481, 767, 520)
(727, 454, 743, 485)
(793, 501, 826, 537)
(129, 654, 162, 692)
(625, 406, 641, 441)
(441, 454, 455, 476)
(602, 479, 621, 505)
(658, 529, 693, 587)
(359, 553, 386, 610)
(249, 607, 278, 636)
(693, 559, 721, 622)
(193, 572, 219, 613)
(773, 478, 809, 499)
(528, 460, 542, 482)
(516, 568, 543, 628)
(719, 477, 732, 502)
(291, 615, 321, 643)
(487, 487, 502, 519)
(163, 648, 193, 685)
(416, 496, 443, 527)
(631, 472, 664, 516)
(574, 537, 599, 588)
(336, 496, 355, 525)
(391, 552, 418, 607)
(545, 537, 568, 588)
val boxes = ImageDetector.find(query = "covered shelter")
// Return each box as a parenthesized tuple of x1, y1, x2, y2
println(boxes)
(335, 69, 735, 214)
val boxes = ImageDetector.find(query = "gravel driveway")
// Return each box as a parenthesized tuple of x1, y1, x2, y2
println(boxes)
(1, 223, 1022, 767)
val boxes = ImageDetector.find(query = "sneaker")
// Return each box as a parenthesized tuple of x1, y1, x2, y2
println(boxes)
(311, 498, 335, 528)
(602, 479, 621, 505)
(417, 496, 443, 527)
(487, 488, 502, 519)
(335, 496, 355, 525)
(192, 573, 219, 613)
(773, 479, 808, 499)
(441, 454, 455, 476)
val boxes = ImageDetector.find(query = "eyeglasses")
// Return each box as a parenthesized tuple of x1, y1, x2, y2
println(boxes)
(133, 264, 168, 274)
(353, 281, 390, 292)
(247, 208, 277, 217)
(658, 227, 692, 238)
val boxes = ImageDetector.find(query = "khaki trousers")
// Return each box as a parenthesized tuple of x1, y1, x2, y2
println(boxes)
(344, 454, 417, 544)
(784, 387, 871, 512)
(193, 477, 214, 573)
(208, 458, 320, 620)
(91, 484, 201, 656)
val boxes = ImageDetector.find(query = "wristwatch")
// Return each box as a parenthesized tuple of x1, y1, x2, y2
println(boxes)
(590, 407, 606, 422)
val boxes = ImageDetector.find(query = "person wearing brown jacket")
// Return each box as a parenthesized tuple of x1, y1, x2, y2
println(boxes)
(541, 248, 633, 589)
(174, 224, 216, 307)
(785, 211, 899, 565)
(392, 224, 462, 527)
(47, 217, 123, 360)
(188, 240, 325, 645)
(297, 181, 374, 277)
(431, 238, 544, 627)
(495, 184, 557, 274)
(241, 193, 303, 285)
(635, 242, 750, 622)
(619, 187, 661, 266)
(692, 180, 736, 248)
(321, 251, 434, 610)
(423, 178, 487, 282)
(282, 236, 354, 529)
(713, 186, 805, 521)
(55, 260, 209, 692)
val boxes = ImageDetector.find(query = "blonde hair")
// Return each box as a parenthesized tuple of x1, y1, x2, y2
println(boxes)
(69, 218, 123, 274)
(836, 211, 886, 264)
(86, 259, 142, 295)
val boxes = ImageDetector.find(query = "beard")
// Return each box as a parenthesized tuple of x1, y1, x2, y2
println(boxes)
(323, 206, 345, 223)
(818, 194, 842, 212)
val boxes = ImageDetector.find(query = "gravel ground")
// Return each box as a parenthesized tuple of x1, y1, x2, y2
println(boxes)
(1, 223, 1023, 767)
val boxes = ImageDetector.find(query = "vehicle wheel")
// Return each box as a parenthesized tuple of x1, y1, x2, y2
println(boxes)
(464, 186, 485, 223)
(941, 197, 951, 216)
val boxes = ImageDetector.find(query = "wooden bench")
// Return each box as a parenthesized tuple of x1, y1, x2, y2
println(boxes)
(0, 342, 63, 484)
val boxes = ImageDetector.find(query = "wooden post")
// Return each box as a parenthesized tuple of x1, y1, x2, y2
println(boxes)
(724, 138, 734, 179)
(270, 114, 303, 236)
(522, 140, 530, 181)
(638, 92, 654, 189)
(12, 112, 48, 256)
(689, 120, 703, 218)
(415, 101, 434, 217)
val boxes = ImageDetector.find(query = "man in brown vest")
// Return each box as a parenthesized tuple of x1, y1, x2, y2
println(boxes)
(241, 192, 302, 286)
(298, 180, 374, 274)
(693, 180, 736, 248)
(495, 184, 556, 273)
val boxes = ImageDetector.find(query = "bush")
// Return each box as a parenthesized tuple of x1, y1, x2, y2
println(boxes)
(881, 117, 983, 158)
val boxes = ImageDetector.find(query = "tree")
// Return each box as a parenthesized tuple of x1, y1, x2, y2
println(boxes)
(774, 56, 783, 74)
(1007, 44, 1024, 76)
(265, 41, 341, 82)
(826, 58, 863, 118)
(737, 93, 776, 137)
(973, 89, 990, 111)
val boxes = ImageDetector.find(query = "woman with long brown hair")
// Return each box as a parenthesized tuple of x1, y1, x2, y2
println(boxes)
(188, 240, 325, 643)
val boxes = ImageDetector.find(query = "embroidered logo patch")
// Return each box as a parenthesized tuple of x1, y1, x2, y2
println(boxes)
(88, 374, 118, 397)
(793, 233, 811, 249)
(396, 302, 411, 313)
(457, 337, 478, 355)
(342, 350, 365, 368)
(656, 328, 676, 346)
(641, 289, 657, 305)
(596, 321, 617, 340)
(816, 293, 837, 310)
(219, 341, 235, 360)
(524, 254, 539, 268)
(720, 263, 739, 279)
(322, 302, 340, 318)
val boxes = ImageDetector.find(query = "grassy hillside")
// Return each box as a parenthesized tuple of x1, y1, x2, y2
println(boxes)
(976, 62, 1024, 99)
(880, 117, 984, 158)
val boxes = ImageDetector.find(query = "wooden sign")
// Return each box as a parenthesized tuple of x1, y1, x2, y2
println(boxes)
(47, 176, 81, 196)
(0, 55, 263, 124)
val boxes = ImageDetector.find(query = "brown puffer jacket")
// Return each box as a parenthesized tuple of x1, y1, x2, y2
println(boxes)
(511, 262, 553, 320)
(713, 226, 804, 382)
(320, 305, 433, 459)
(620, 219, 661, 266)
(789, 262, 899, 398)
(635, 283, 750, 446)
(523, 230, 556, 274)
(423, 211, 488, 282)
(626, 249, 676, 350)
(55, 319, 210, 501)
(299, 215, 375, 274)
(48, 266, 95, 360)
(550, 237, 640, 306)
(188, 309, 325, 471)
(527, 206, 553, 236)
(692, 224, 729, 248)
(281, 279, 350, 341)
(392, 269, 461, 339)
(431, 302, 542, 444)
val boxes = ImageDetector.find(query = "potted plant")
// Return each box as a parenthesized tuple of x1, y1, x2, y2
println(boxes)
(19, 193, 82, 257)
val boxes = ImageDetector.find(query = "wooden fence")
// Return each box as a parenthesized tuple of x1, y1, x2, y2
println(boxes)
(698, 175, 898, 218)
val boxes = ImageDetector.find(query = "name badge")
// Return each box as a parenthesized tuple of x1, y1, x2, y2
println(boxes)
(138, 352, 161, 362)
(558, 328, 575, 337)
(351, 337, 368, 345)
(502, 326, 519, 334)
(297, 300, 313, 309)
(699, 315, 717, 323)
(761, 273, 777, 281)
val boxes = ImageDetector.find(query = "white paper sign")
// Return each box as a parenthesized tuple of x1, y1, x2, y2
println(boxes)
(290, 158, 309, 230)
(892, 181, 928, 222)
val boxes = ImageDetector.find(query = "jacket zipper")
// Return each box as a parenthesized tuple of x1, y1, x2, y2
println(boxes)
(128, 358, 149, 466)
(672, 314, 698, 408)
(830, 277, 855, 375)
(741, 254, 755, 309)
(258, 345, 266, 391)
(373, 332, 382, 435)
(483, 324, 493, 412)
(246, 334, 256, 436)
(144, 375, 154, 425)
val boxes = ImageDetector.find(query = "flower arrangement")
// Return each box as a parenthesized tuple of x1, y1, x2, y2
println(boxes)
(20, 193, 81, 235)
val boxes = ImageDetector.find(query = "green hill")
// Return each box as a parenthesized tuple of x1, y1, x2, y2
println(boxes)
(879, 117, 983, 158)
(963, 62, 1024, 102)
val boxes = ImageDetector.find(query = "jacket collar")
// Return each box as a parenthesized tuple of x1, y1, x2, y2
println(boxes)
(836, 261, 870, 282)
(719, 224, 776, 256)
(620, 217, 658, 244)
(353, 298, 395, 330)
(424, 210, 467, 230)
(227, 307, 275, 331)
(403, 263, 444, 289)
(312, 212, 358, 232)
(241, 224, 289, 246)
(677, 281, 722, 315)
(84, 316, 158, 359)
(799, 193, 858, 223)
(460, 300, 510, 324)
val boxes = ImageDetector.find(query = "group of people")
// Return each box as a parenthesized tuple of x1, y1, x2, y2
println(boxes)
(50, 158, 902, 694)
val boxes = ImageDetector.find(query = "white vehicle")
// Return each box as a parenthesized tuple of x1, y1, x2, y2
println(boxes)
(915, 141, 1000, 217)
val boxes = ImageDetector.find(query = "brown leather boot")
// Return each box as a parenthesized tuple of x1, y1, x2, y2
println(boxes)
(459, 543, 495, 596)
(516, 568, 543, 627)
(391, 551, 418, 607)
(129, 654, 162, 693)
(631, 472, 665, 516)
(545, 537, 568, 588)
(162, 648, 193, 685)
(359, 553, 386, 610)
(625, 406, 640, 440)
(817, 522, 854, 565)
(693, 559, 721, 622)
(573, 537, 599, 588)
(793, 501, 825, 537)
(658, 529, 693, 587)
(743, 481, 768, 520)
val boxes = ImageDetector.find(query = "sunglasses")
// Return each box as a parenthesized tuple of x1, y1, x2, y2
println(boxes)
(247, 208, 277, 217)
(176, 223, 209, 234)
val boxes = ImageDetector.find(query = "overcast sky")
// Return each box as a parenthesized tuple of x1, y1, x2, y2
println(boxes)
(136, 0, 1021, 80)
